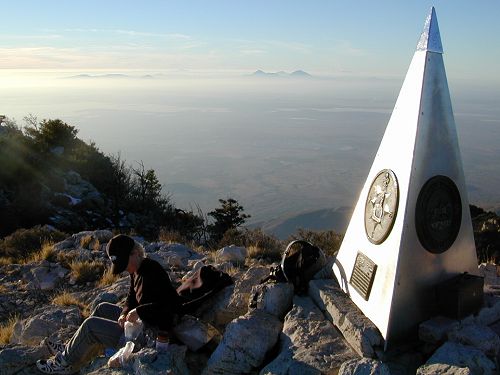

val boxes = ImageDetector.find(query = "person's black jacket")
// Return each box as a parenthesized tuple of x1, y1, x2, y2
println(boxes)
(122, 258, 181, 331)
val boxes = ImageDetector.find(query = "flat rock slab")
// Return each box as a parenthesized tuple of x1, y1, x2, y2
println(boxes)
(308, 279, 383, 358)
(261, 295, 357, 375)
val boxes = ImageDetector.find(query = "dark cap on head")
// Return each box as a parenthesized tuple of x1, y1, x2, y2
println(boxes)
(106, 234, 135, 274)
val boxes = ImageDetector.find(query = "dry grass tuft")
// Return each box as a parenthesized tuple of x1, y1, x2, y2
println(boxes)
(52, 291, 87, 309)
(0, 257, 14, 266)
(224, 264, 241, 276)
(69, 260, 105, 284)
(52, 291, 90, 318)
(98, 267, 120, 287)
(247, 244, 282, 262)
(79, 235, 100, 251)
(56, 252, 78, 269)
(0, 315, 19, 344)
(158, 229, 187, 244)
(26, 242, 56, 263)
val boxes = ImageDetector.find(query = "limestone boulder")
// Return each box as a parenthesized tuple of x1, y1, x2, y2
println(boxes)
(92, 230, 113, 243)
(10, 306, 81, 346)
(23, 261, 69, 291)
(203, 310, 283, 374)
(173, 315, 220, 352)
(424, 342, 496, 375)
(416, 363, 472, 375)
(52, 238, 75, 252)
(228, 267, 270, 316)
(216, 245, 247, 264)
(194, 285, 236, 330)
(261, 296, 356, 375)
(476, 298, 500, 326)
(73, 276, 129, 311)
(338, 358, 391, 375)
(478, 263, 500, 286)
(448, 323, 500, 357)
(419, 316, 460, 344)
(148, 243, 203, 269)
(196, 267, 269, 329)
(0, 344, 49, 375)
(249, 282, 294, 319)
(132, 346, 190, 375)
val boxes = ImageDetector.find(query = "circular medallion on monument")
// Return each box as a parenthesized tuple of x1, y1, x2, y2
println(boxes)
(416, 175, 462, 254)
(364, 169, 399, 244)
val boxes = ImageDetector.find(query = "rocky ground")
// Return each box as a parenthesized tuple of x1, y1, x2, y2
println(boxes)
(1, 230, 500, 374)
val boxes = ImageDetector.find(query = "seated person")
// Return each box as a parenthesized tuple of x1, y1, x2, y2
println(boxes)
(36, 234, 182, 374)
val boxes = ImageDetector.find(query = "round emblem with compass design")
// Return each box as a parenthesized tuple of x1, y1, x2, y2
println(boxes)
(364, 169, 399, 244)
(415, 175, 462, 254)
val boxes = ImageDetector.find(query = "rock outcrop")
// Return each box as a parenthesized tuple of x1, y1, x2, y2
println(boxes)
(1, 231, 500, 374)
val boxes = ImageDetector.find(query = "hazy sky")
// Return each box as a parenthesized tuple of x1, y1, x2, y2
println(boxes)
(1, 1, 499, 84)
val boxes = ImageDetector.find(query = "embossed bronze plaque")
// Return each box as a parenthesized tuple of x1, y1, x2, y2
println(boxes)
(416, 175, 462, 254)
(364, 169, 399, 244)
(350, 252, 377, 301)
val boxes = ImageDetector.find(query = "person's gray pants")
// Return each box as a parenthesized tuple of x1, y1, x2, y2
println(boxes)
(62, 302, 124, 368)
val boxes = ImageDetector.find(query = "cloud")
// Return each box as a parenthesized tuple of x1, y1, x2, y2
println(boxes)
(0, 34, 62, 40)
(232, 38, 312, 54)
(240, 49, 266, 55)
(63, 28, 191, 40)
(0, 44, 224, 70)
(113, 30, 191, 40)
(335, 40, 366, 57)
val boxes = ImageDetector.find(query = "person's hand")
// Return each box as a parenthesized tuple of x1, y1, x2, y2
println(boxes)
(126, 308, 139, 323)
(118, 314, 127, 328)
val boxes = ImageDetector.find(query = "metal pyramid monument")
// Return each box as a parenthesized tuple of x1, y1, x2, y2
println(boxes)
(333, 7, 479, 346)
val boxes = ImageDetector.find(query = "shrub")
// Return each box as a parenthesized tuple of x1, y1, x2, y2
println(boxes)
(0, 315, 19, 344)
(69, 260, 105, 284)
(24, 118, 78, 152)
(0, 225, 66, 261)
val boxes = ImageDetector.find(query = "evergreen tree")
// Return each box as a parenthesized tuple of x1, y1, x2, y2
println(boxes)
(207, 198, 250, 244)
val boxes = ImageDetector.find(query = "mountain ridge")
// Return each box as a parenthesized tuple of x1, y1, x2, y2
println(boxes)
(250, 69, 312, 78)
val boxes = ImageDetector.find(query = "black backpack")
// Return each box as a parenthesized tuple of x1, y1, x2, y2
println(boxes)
(261, 240, 326, 294)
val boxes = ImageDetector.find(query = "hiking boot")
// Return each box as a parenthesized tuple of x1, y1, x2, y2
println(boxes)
(36, 352, 74, 374)
(44, 338, 66, 356)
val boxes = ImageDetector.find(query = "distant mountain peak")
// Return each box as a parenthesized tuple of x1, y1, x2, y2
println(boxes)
(290, 70, 312, 77)
(250, 70, 312, 78)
